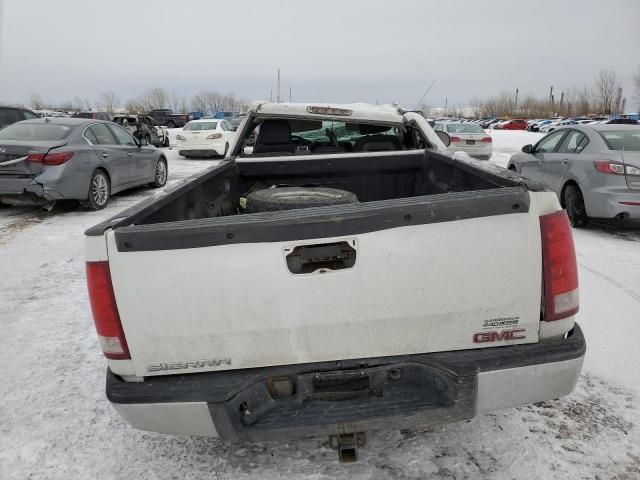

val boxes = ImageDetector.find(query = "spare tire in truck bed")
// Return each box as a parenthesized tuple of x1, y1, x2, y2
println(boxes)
(245, 187, 358, 213)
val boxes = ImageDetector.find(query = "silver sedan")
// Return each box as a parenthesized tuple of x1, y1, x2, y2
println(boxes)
(507, 125, 640, 226)
(0, 118, 168, 210)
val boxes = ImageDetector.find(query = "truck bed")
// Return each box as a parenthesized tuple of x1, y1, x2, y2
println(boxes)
(87, 150, 553, 378)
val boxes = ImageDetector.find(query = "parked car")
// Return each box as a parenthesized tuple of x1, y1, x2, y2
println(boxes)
(507, 125, 640, 226)
(539, 120, 563, 133)
(213, 111, 239, 120)
(85, 102, 584, 462)
(529, 119, 554, 132)
(496, 119, 528, 130)
(112, 115, 170, 147)
(147, 109, 190, 128)
(604, 118, 638, 125)
(228, 115, 244, 130)
(489, 119, 508, 129)
(176, 119, 236, 158)
(0, 118, 167, 209)
(434, 122, 492, 159)
(479, 118, 497, 128)
(0, 105, 40, 130)
(72, 111, 112, 121)
(188, 111, 205, 120)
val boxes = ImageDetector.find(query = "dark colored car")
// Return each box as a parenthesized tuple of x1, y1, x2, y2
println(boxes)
(0, 118, 167, 210)
(147, 109, 190, 128)
(0, 106, 40, 130)
(605, 118, 638, 125)
(72, 111, 112, 121)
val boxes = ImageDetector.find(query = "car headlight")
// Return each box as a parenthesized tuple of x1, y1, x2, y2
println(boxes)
(176, 134, 186, 141)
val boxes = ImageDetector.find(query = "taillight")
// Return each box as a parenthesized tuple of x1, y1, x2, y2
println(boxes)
(206, 133, 223, 140)
(86, 261, 130, 359)
(481, 137, 492, 143)
(27, 151, 74, 165)
(594, 160, 624, 175)
(449, 136, 461, 143)
(540, 211, 579, 321)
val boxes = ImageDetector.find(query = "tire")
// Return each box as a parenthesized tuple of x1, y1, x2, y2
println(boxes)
(246, 187, 358, 213)
(150, 158, 168, 188)
(564, 184, 588, 227)
(81, 170, 110, 210)
(167, 120, 176, 128)
(222, 142, 229, 158)
(163, 135, 170, 147)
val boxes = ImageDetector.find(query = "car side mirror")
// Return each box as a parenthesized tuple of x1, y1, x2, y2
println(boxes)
(522, 144, 533, 154)
(435, 131, 451, 147)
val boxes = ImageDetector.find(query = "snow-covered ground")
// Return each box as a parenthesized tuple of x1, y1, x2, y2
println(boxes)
(1, 134, 639, 479)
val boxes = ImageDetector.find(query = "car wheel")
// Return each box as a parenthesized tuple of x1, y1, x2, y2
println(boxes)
(81, 170, 110, 210)
(564, 184, 588, 228)
(163, 135, 170, 147)
(167, 120, 176, 128)
(150, 158, 168, 188)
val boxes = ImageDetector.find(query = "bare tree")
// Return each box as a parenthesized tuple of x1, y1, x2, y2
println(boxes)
(594, 69, 619, 115)
(125, 99, 145, 114)
(148, 88, 169, 109)
(100, 91, 119, 114)
(30, 93, 45, 110)
(72, 97, 84, 111)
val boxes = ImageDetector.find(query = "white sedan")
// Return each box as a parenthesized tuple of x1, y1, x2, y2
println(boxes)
(434, 122, 492, 159)
(176, 119, 236, 158)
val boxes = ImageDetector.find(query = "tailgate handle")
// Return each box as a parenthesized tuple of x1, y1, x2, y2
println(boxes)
(286, 241, 356, 274)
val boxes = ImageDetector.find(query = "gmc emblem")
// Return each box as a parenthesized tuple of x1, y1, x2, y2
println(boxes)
(473, 328, 526, 343)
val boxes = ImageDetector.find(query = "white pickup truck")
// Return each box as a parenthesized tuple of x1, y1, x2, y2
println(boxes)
(85, 103, 585, 462)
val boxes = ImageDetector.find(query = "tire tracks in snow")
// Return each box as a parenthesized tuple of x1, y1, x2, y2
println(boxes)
(579, 262, 640, 304)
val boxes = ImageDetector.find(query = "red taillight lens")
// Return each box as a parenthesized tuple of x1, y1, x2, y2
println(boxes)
(449, 136, 461, 143)
(481, 137, 492, 143)
(594, 160, 624, 175)
(27, 151, 74, 165)
(86, 261, 130, 359)
(540, 211, 579, 321)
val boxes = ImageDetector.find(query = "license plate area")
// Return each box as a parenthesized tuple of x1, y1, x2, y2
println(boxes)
(211, 362, 475, 441)
(466, 140, 475, 145)
(311, 371, 371, 401)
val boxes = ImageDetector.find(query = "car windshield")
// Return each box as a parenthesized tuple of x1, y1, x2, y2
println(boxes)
(445, 124, 485, 134)
(184, 122, 217, 131)
(599, 130, 640, 151)
(0, 123, 72, 141)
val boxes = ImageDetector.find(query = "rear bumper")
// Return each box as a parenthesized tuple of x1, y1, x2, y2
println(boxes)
(178, 148, 221, 157)
(107, 324, 585, 440)
(583, 185, 640, 219)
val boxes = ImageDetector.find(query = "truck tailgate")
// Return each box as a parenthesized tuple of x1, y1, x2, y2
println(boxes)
(105, 194, 543, 377)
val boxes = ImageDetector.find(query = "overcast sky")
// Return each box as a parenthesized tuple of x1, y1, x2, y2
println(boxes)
(0, 0, 638, 109)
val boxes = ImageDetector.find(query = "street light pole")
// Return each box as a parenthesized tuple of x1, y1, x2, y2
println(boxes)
(514, 88, 519, 114)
